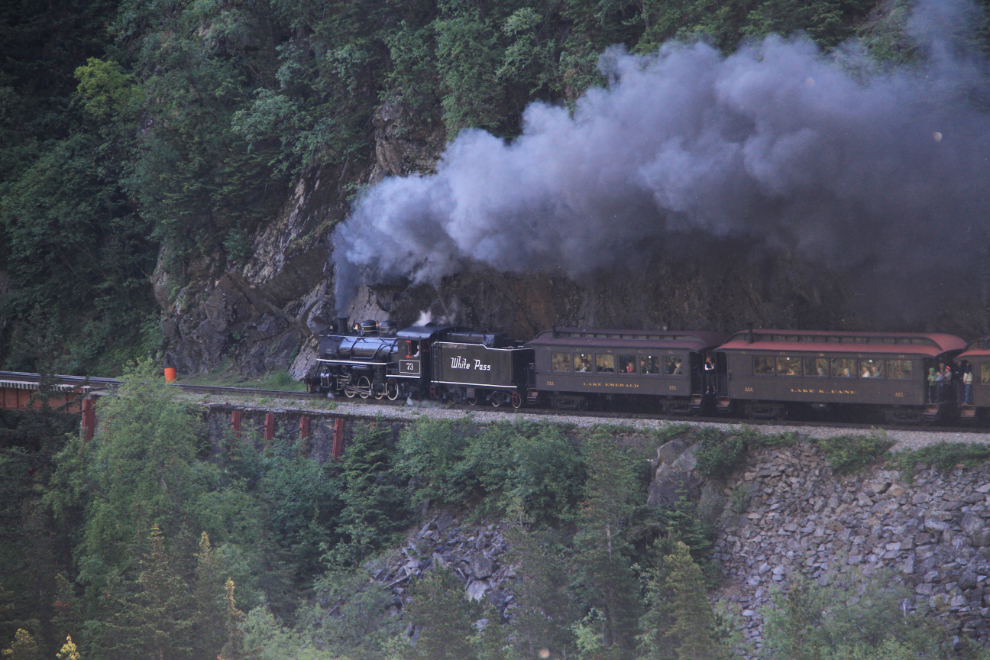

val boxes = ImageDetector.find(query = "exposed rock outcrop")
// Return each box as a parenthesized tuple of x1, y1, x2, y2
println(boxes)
(655, 439, 990, 651)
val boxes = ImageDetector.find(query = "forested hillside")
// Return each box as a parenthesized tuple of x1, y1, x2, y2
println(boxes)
(3, 0, 975, 375)
(6, 366, 990, 660)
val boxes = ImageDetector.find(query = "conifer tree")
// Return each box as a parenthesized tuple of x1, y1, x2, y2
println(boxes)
(574, 429, 643, 657)
(1, 629, 39, 660)
(132, 523, 194, 660)
(503, 515, 581, 659)
(637, 541, 731, 660)
(398, 567, 482, 660)
(220, 579, 246, 660)
(192, 532, 226, 658)
(54, 636, 79, 660)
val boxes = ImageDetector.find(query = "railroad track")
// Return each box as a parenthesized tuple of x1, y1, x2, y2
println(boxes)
(0, 370, 324, 401)
(3, 370, 989, 436)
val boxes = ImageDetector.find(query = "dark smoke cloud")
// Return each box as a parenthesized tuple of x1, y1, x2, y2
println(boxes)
(333, 0, 990, 317)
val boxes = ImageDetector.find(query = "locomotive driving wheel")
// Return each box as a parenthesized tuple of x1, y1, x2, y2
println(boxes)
(357, 376, 372, 399)
(343, 379, 357, 398)
(374, 381, 386, 400)
(511, 392, 523, 409)
(386, 380, 400, 401)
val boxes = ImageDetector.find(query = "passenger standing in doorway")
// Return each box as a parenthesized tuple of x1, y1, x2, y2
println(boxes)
(928, 367, 938, 403)
(704, 356, 715, 394)
(935, 365, 947, 402)
(964, 364, 974, 405)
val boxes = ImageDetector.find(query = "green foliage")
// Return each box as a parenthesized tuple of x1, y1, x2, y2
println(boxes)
(654, 493, 715, 575)
(502, 520, 582, 659)
(74, 58, 141, 120)
(398, 419, 583, 524)
(761, 567, 988, 660)
(259, 434, 343, 577)
(651, 424, 692, 445)
(0, 408, 76, 656)
(508, 425, 585, 525)
(54, 636, 79, 660)
(397, 418, 473, 502)
(637, 541, 735, 660)
(324, 422, 413, 570)
(572, 429, 645, 657)
(696, 426, 892, 479)
(889, 441, 990, 482)
(395, 567, 485, 660)
(289, 567, 403, 659)
(2, 629, 40, 660)
(694, 430, 750, 480)
(818, 432, 893, 475)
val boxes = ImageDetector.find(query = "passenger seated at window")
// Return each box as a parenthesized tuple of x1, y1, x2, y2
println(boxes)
(575, 355, 592, 372)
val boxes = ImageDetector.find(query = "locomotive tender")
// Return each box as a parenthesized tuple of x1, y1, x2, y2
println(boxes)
(308, 317, 974, 423)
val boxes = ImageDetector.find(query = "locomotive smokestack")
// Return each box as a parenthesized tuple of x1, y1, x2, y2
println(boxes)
(338, 317, 349, 335)
(747, 323, 754, 344)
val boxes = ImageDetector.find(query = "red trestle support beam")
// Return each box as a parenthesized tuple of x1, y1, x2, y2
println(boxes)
(264, 413, 275, 443)
(231, 410, 242, 438)
(81, 398, 95, 442)
(333, 418, 344, 462)
(299, 416, 310, 456)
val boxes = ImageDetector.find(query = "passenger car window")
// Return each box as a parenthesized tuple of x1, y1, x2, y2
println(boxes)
(640, 355, 660, 374)
(596, 354, 615, 373)
(776, 356, 801, 376)
(803, 357, 828, 377)
(618, 355, 636, 374)
(982, 364, 990, 385)
(753, 356, 775, 375)
(886, 360, 913, 379)
(551, 352, 571, 372)
(574, 353, 593, 373)
(831, 358, 856, 378)
(860, 358, 884, 378)
(663, 356, 683, 376)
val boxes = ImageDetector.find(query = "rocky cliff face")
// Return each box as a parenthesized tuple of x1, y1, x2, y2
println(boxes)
(651, 440, 990, 651)
(157, 103, 448, 378)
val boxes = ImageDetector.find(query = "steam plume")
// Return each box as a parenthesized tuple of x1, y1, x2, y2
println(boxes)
(333, 0, 990, 317)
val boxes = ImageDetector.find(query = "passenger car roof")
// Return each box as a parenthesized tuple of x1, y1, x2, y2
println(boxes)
(528, 328, 728, 352)
(954, 338, 990, 362)
(718, 329, 966, 358)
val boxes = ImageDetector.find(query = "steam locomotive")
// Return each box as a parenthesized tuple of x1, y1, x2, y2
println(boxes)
(308, 318, 532, 407)
(307, 318, 977, 423)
